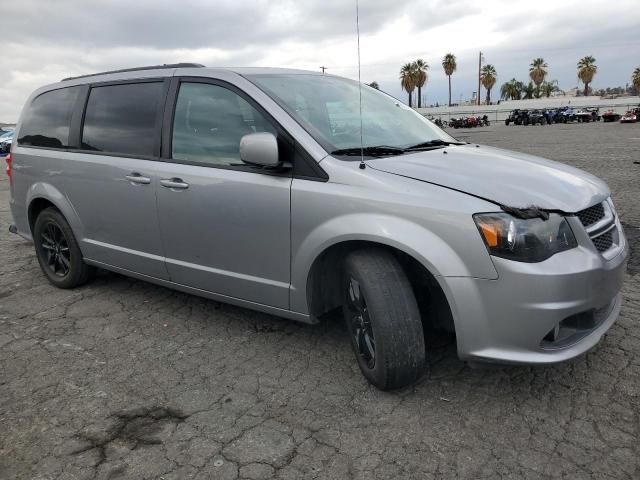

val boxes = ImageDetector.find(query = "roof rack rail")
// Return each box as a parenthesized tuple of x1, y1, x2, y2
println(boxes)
(61, 63, 206, 81)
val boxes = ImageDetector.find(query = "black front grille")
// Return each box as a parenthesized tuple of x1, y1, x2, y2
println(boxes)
(592, 230, 613, 252)
(577, 203, 605, 227)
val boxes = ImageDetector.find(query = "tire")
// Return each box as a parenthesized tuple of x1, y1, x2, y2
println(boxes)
(342, 248, 425, 390)
(33, 207, 94, 289)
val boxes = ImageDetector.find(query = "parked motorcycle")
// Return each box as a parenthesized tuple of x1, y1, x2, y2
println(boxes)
(477, 115, 490, 127)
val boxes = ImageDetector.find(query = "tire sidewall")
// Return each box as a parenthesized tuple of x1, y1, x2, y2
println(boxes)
(342, 249, 426, 389)
(342, 264, 387, 386)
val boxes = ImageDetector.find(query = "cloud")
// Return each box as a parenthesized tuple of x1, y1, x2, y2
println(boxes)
(1, 0, 639, 120)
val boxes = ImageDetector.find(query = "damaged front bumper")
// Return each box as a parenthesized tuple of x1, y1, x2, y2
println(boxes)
(442, 217, 628, 365)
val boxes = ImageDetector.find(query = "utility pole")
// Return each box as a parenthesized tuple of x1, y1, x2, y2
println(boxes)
(477, 51, 482, 106)
(320, 66, 328, 73)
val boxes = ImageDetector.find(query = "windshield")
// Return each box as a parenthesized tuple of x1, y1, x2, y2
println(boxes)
(246, 74, 457, 155)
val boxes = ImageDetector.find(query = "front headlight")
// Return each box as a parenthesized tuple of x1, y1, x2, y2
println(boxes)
(474, 212, 577, 262)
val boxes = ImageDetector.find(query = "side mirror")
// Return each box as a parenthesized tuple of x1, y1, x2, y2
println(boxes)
(240, 132, 279, 167)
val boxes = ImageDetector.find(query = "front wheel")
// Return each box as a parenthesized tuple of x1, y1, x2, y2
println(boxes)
(342, 248, 426, 390)
(34, 208, 94, 289)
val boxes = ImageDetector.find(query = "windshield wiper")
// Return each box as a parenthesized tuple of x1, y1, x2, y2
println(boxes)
(404, 139, 466, 150)
(330, 145, 406, 157)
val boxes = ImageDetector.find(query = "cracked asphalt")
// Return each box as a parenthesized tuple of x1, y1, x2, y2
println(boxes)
(1, 121, 639, 479)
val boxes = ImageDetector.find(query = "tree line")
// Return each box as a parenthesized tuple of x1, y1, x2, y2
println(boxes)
(384, 55, 640, 107)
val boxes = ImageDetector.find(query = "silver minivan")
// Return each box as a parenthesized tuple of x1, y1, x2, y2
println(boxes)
(8, 64, 628, 389)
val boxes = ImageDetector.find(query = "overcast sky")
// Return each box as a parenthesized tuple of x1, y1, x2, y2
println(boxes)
(2, 0, 639, 121)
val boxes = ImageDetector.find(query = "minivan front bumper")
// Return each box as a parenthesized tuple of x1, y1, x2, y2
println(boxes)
(443, 226, 628, 365)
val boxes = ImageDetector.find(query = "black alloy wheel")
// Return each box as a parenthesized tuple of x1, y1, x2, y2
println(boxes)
(39, 222, 71, 277)
(345, 277, 376, 369)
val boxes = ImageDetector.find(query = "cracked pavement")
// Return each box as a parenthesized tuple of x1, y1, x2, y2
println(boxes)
(1, 122, 639, 479)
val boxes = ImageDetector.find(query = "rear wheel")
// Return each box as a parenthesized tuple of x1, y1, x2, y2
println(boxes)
(342, 248, 426, 390)
(34, 208, 94, 289)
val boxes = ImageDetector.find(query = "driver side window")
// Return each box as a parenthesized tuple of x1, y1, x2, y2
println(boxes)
(172, 82, 276, 166)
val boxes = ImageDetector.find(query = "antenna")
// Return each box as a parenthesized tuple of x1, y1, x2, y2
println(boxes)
(355, 0, 365, 170)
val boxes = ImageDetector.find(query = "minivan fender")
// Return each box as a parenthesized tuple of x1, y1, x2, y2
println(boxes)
(25, 182, 85, 239)
(290, 213, 495, 315)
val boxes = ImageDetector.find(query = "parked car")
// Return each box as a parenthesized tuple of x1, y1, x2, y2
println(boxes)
(8, 64, 628, 390)
(0, 131, 13, 156)
(620, 111, 637, 123)
(602, 110, 621, 122)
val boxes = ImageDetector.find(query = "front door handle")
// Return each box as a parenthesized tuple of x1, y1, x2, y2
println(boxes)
(160, 178, 190, 190)
(125, 173, 151, 185)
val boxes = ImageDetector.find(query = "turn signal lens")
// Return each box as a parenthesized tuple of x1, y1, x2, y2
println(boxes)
(477, 220, 500, 247)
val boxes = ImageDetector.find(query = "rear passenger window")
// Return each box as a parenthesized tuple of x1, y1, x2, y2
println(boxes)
(81, 82, 163, 157)
(172, 83, 276, 166)
(18, 87, 81, 148)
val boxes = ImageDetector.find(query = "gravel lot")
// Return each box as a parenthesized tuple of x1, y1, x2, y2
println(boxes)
(1, 122, 639, 479)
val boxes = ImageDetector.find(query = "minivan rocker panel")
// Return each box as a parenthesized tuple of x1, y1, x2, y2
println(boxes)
(8, 65, 628, 390)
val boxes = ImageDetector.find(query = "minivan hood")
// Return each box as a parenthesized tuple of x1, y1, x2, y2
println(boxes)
(367, 144, 609, 212)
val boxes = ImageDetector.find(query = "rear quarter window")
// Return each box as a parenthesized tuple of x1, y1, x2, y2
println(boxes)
(18, 86, 81, 148)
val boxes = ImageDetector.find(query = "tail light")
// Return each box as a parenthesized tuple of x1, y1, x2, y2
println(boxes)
(5, 152, 12, 185)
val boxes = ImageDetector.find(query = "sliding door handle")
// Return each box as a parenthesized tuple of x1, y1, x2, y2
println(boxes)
(125, 173, 151, 185)
(160, 178, 189, 190)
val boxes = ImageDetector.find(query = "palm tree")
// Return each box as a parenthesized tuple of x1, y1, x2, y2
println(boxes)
(523, 82, 536, 99)
(480, 64, 497, 104)
(413, 59, 428, 108)
(500, 78, 523, 101)
(540, 80, 561, 98)
(529, 58, 548, 87)
(577, 56, 597, 97)
(442, 53, 457, 107)
(400, 63, 417, 107)
(632, 67, 640, 93)
(368, 81, 380, 90)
